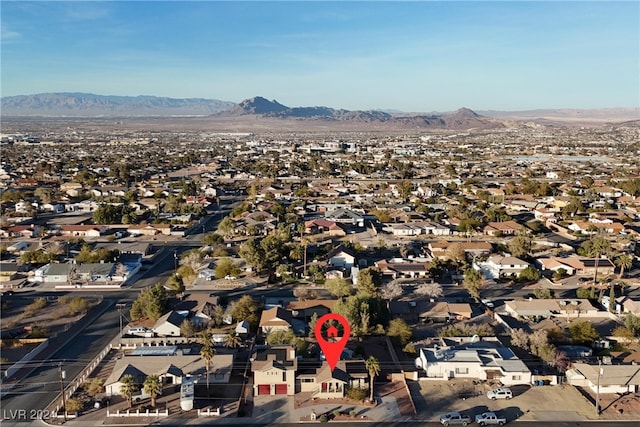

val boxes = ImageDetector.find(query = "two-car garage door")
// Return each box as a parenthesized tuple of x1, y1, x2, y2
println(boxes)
(257, 384, 287, 395)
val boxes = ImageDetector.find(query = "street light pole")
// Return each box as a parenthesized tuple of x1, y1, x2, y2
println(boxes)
(595, 359, 603, 416)
(173, 250, 178, 273)
(58, 362, 67, 421)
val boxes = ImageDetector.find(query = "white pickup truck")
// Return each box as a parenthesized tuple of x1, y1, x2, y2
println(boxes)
(475, 412, 506, 426)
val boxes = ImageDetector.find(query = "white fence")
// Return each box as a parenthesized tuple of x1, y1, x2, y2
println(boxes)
(198, 407, 222, 416)
(107, 408, 168, 417)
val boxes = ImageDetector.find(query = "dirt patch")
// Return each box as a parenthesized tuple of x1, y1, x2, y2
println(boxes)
(377, 381, 416, 417)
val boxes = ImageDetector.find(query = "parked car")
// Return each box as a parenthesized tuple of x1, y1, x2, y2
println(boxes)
(440, 412, 472, 425)
(475, 412, 507, 425)
(486, 388, 512, 400)
(480, 298, 494, 308)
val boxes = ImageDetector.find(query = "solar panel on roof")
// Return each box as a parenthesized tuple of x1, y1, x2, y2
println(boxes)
(130, 345, 178, 356)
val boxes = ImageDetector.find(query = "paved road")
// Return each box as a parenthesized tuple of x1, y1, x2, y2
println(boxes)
(0, 301, 120, 426)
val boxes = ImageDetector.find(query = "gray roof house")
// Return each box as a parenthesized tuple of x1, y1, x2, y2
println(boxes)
(415, 337, 531, 386)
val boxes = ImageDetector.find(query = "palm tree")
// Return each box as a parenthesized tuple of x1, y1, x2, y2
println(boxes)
(588, 236, 611, 285)
(365, 356, 381, 402)
(615, 254, 633, 279)
(200, 343, 216, 391)
(224, 333, 242, 349)
(143, 375, 162, 408)
(119, 374, 137, 409)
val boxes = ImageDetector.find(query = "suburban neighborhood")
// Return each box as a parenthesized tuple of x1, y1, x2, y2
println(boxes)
(1, 115, 640, 426)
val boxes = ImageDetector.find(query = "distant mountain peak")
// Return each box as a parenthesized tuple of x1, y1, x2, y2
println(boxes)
(448, 107, 480, 119)
(234, 97, 288, 114)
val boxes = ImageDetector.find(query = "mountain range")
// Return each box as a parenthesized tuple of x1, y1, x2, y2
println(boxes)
(1, 93, 637, 129)
(0, 93, 235, 117)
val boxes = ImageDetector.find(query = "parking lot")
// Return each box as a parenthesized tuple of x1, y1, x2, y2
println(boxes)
(409, 378, 597, 422)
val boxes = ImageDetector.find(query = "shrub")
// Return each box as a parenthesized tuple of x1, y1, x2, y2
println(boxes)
(319, 414, 329, 423)
(346, 387, 367, 401)
(350, 410, 357, 417)
(333, 409, 341, 418)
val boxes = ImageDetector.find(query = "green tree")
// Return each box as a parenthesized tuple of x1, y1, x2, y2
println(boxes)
(518, 266, 541, 282)
(508, 231, 533, 259)
(200, 343, 216, 391)
(165, 274, 185, 295)
(203, 233, 224, 245)
(266, 328, 296, 345)
(615, 254, 633, 279)
(65, 397, 83, 414)
(462, 268, 483, 301)
(239, 238, 266, 271)
(229, 295, 258, 327)
(365, 356, 381, 402)
(224, 333, 242, 349)
(324, 277, 352, 298)
(180, 319, 196, 338)
(387, 318, 412, 346)
(130, 283, 167, 322)
(579, 235, 611, 284)
(356, 267, 381, 297)
(120, 374, 138, 408)
(143, 374, 162, 408)
(568, 320, 600, 344)
(214, 258, 241, 279)
(217, 216, 236, 237)
(624, 314, 640, 336)
(552, 268, 567, 281)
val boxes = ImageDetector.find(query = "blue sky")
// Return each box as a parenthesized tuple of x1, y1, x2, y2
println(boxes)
(1, 1, 638, 111)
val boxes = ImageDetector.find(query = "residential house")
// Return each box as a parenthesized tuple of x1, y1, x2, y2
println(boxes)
(304, 219, 345, 237)
(153, 311, 189, 336)
(418, 302, 473, 323)
(324, 208, 364, 228)
(550, 256, 615, 277)
(327, 245, 357, 270)
(503, 299, 599, 319)
(375, 258, 431, 279)
(483, 221, 524, 236)
(298, 361, 368, 398)
(475, 255, 530, 280)
(75, 263, 115, 283)
(43, 263, 73, 283)
(105, 349, 233, 395)
(251, 345, 297, 396)
(0, 263, 19, 283)
(566, 363, 640, 394)
(59, 225, 105, 237)
(414, 337, 531, 386)
(259, 307, 292, 334)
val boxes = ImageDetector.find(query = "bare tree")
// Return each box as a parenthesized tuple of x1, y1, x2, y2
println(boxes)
(380, 282, 403, 301)
(414, 283, 443, 298)
(509, 328, 530, 350)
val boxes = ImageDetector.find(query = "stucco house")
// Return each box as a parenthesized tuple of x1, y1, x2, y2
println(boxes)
(153, 310, 188, 337)
(259, 307, 292, 334)
(415, 337, 531, 386)
(298, 360, 368, 399)
(475, 255, 530, 280)
(566, 363, 640, 394)
(251, 345, 297, 396)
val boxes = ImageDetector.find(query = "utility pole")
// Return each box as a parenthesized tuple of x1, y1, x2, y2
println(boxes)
(595, 359, 603, 416)
(116, 303, 127, 337)
(58, 362, 67, 421)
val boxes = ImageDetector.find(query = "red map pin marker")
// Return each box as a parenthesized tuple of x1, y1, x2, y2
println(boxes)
(315, 313, 350, 372)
